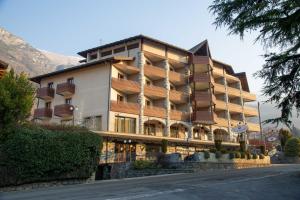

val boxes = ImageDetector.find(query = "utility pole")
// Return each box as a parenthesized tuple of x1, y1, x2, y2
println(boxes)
(258, 102, 266, 149)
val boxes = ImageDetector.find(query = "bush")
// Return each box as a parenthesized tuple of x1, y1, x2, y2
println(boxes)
(252, 153, 258, 159)
(284, 137, 300, 157)
(221, 149, 228, 154)
(204, 151, 210, 159)
(216, 151, 222, 159)
(161, 139, 168, 153)
(241, 152, 246, 159)
(229, 152, 235, 159)
(246, 152, 252, 160)
(214, 140, 222, 151)
(235, 152, 241, 159)
(0, 125, 102, 187)
(209, 148, 217, 153)
(260, 145, 266, 155)
(239, 141, 246, 152)
(259, 154, 265, 159)
(279, 129, 292, 149)
(133, 160, 155, 170)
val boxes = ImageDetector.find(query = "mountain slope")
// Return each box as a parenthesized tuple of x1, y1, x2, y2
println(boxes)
(0, 27, 80, 76)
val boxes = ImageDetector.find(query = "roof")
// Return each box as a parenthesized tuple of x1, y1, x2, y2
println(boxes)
(77, 34, 190, 57)
(189, 40, 211, 57)
(212, 59, 235, 74)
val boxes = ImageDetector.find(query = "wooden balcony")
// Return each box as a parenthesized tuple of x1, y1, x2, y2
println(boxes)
(111, 77, 140, 94)
(247, 122, 260, 132)
(34, 108, 52, 119)
(169, 71, 186, 85)
(214, 83, 226, 94)
(192, 111, 216, 125)
(110, 100, 140, 115)
(144, 84, 167, 99)
(212, 67, 224, 77)
(192, 56, 213, 67)
(192, 91, 216, 107)
(242, 91, 257, 102)
(227, 86, 241, 97)
(225, 74, 240, 83)
(189, 73, 211, 83)
(215, 100, 227, 110)
(54, 104, 73, 118)
(144, 106, 166, 118)
(169, 90, 187, 104)
(113, 63, 139, 75)
(36, 87, 55, 101)
(144, 64, 166, 80)
(215, 117, 229, 127)
(56, 82, 75, 96)
(244, 106, 258, 117)
(227, 102, 243, 113)
(170, 110, 189, 121)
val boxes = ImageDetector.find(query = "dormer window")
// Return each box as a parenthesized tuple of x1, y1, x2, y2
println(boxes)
(118, 73, 124, 79)
(146, 79, 151, 86)
(67, 78, 74, 84)
(89, 53, 97, 60)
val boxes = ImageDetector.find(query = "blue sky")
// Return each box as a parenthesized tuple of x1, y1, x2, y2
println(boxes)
(0, 0, 266, 96)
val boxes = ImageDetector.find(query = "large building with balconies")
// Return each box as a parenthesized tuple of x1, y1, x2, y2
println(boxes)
(31, 35, 260, 162)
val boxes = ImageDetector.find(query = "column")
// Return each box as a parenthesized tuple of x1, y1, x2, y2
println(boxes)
(138, 51, 145, 134)
(164, 59, 170, 137)
(223, 71, 232, 139)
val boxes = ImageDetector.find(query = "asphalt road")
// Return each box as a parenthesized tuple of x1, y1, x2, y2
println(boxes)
(1, 164, 300, 200)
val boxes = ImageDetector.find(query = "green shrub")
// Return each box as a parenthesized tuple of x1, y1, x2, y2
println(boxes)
(284, 137, 300, 157)
(246, 152, 252, 160)
(241, 152, 246, 159)
(133, 160, 155, 170)
(259, 154, 265, 159)
(279, 128, 292, 149)
(235, 152, 241, 159)
(0, 125, 102, 187)
(239, 141, 246, 152)
(260, 145, 266, 155)
(209, 148, 217, 153)
(221, 149, 228, 154)
(214, 140, 222, 151)
(161, 139, 168, 153)
(204, 151, 210, 159)
(229, 152, 235, 159)
(252, 153, 258, 159)
(215, 151, 222, 159)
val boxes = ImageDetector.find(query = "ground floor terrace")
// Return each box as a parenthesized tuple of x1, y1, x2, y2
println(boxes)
(96, 131, 240, 164)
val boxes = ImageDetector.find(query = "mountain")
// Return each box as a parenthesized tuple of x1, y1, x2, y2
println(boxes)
(0, 27, 80, 76)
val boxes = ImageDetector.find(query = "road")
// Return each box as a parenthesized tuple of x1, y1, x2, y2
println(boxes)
(1, 164, 300, 200)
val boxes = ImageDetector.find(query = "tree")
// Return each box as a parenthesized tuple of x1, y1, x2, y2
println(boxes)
(0, 70, 35, 130)
(213, 128, 228, 151)
(209, 0, 300, 127)
(279, 128, 292, 148)
(284, 137, 300, 157)
(161, 139, 168, 153)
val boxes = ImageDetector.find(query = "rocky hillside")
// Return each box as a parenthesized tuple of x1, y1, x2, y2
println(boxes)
(0, 27, 80, 76)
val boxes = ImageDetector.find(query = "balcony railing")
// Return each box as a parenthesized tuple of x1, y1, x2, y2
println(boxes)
(215, 100, 227, 110)
(192, 56, 213, 67)
(144, 106, 166, 118)
(113, 63, 140, 75)
(110, 100, 140, 115)
(169, 71, 186, 85)
(192, 91, 216, 107)
(214, 83, 226, 93)
(111, 77, 140, 94)
(225, 74, 240, 82)
(169, 90, 187, 103)
(36, 87, 55, 100)
(215, 117, 229, 127)
(34, 108, 52, 119)
(144, 84, 167, 99)
(242, 91, 257, 102)
(189, 73, 211, 83)
(54, 104, 73, 118)
(56, 82, 75, 96)
(244, 106, 259, 116)
(170, 110, 189, 121)
(212, 67, 224, 76)
(227, 102, 243, 113)
(247, 122, 260, 132)
(192, 111, 216, 124)
(227, 86, 241, 97)
(144, 64, 166, 80)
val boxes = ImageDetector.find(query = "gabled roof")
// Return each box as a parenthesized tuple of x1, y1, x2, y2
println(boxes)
(189, 40, 211, 57)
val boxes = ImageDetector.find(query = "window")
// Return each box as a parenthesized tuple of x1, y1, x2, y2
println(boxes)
(146, 80, 151, 86)
(144, 123, 156, 136)
(114, 116, 136, 133)
(45, 102, 51, 108)
(146, 100, 151, 107)
(48, 82, 53, 88)
(67, 77, 74, 84)
(114, 46, 125, 54)
(117, 94, 124, 102)
(170, 127, 179, 138)
(170, 104, 175, 110)
(89, 53, 97, 60)
(170, 85, 175, 90)
(65, 98, 72, 105)
(84, 116, 102, 131)
(127, 43, 139, 50)
(118, 73, 124, 79)
(101, 50, 112, 57)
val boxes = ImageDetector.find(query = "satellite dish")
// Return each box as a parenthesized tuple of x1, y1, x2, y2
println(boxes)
(267, 136, 277, 142)
(231, 124, 248, 133)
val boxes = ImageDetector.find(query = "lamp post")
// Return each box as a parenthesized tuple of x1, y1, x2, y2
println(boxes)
(70, 105, 78, 126)
(124, 139, 132, 162)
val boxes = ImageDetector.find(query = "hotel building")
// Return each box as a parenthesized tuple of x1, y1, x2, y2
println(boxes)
(31, 35, 260, 161)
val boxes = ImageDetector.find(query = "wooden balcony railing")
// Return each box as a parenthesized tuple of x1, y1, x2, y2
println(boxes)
(227, 102, 243, 113)
(189, 73, 211, 83)
(170, 110, 189, 121)
(247, 122, 260, 132)
(34, 108, 52, 119)
(244, 106, 259, 116)
(212, 67, 224, 76)
(111, 77, 140, 94)
(110, 100, 140, 115)
(192, 111, 216, 124)
(144, 106, 166, 118)
(225, 74, 240, 82)
(54, 104, 73, 118)
(113, 63, 140, 75)
(36, 87, 55, 100)
(56, 82, 75, 96)
(242, 91, 257, 102)
(192, 91, 216, 107)
(144, 64, 166, 80)
(169, 90, 187, 103)
(144, 84, 167, 99)
(169, 71, 186, 85)
(215, 117, 229, 127)
(215, 100, 227, 110)
(214, 83, 226, 93)
(192, 56, 213, 67)
(227, 86, 241, 97)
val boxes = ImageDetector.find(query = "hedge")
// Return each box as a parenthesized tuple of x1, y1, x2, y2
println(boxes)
(284, 137, 300, 157)
(0, 125, 102, 187)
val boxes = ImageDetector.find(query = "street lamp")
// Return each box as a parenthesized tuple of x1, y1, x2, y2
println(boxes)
(124, 139, 132, 162)
(69, 105, 78, 126)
